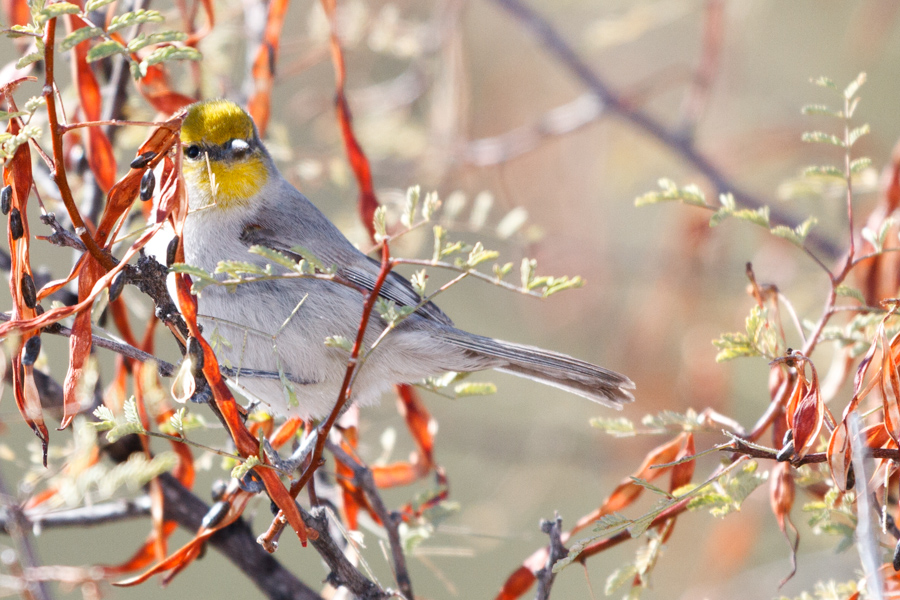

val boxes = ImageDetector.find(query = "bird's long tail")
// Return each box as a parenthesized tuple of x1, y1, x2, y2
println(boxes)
(438, 331, 635, 408)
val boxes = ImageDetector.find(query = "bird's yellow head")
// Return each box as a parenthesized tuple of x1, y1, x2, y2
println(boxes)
(181, 99, 272, 210)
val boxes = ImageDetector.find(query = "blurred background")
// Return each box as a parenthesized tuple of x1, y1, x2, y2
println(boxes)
(6, 0, 900, 598)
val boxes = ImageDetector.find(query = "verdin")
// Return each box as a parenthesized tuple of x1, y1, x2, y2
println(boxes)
(180, 99, 634, 419)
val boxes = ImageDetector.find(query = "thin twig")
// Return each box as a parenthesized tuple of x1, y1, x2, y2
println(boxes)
(327, 442, 413, 600)
(490, 0, 842, 260)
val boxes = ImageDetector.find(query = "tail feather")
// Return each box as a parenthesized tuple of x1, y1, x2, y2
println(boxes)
(439, 332, 635, 409)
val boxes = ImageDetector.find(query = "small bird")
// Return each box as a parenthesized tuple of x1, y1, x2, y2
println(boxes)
(180, 99, 634, 419)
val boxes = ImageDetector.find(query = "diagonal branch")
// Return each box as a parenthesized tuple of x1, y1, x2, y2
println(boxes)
(490, 0, 841, 260)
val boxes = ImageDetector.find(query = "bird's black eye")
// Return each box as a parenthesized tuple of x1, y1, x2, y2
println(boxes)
(184, 144, 201, 159)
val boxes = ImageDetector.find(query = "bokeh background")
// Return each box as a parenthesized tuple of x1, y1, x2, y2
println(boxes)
(5, 0, 900, 598)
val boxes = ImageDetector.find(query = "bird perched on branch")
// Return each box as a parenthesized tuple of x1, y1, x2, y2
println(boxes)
(180, 99, 634, 419)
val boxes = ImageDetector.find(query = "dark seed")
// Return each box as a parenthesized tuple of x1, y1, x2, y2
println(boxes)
(782, 428, 793, 446)
(166, 235, 179, 267)
(9, 208, 23, 240)
(775, 439, 794, 462)
(187, 336, 205, 376)
(140, 168, 155, 202)
(846, 463, 855, 490)
(22, 336, 41, 367)
(20, 273, 36, 308)
(129, 151, 157, 170)
(108, 271, 126, 302)
(201, 500, 231, 530)
(210, 479, 227, 502)
(893, 538, 900, 571)
(0, 185, 11, 215)
(34, 304, 44, 316)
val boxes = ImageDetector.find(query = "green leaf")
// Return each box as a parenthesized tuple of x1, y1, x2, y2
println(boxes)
(847, 123, 870, 147)
(850, 157, 872, 174)
(324, 335, 353, 352)
(60, 27, 104, 51)
(86, 39, 127, 62)
(770, 216, 817, 247)
(629, 477, 673, 499)
(15, 52, 43, 69)
(410, 269, 427, 297)
(107, 9, 164, 33)
(169, 407, 186, 435)
(590, 416, 636, 436)
(801, 131, 844, 148)
(465, 242, 499, 269)
(126, 30, 189, 52)
(453, 382, 497, 397)
(605, 565, 639, 596)
(85, 0, 117, 10)
(373, 205, 387, 242)
(810, 76, 837, 90)
(230, 455, 260, 481)
(635, 178, 707, 207)
(36, 2, 79, 22)
(493, 262, 513, 281)
(835, 285, 864, 304)
(246, 245, 297, 269)
(843, 72, 866, 100)
(106, 421, 145, 443)
(401, 185, 420, 228)
(496, 206, 528, 239)
(802, 165, 844, 180)
(801, 104, 842, 118)
(732, 206, 770, 228)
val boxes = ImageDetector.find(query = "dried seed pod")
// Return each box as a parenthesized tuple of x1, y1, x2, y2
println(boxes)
(129, 151, 157, 170)
(166, 235, 179, 267)
(187, 336, 205, 376)
(20, 273, 36, 308)
(9, 208, 23, 240)
(0, 185, 11, 215)
(140, 168, 155, 201)
(22, 336, 41, 366)
(108, 270, 126, 302)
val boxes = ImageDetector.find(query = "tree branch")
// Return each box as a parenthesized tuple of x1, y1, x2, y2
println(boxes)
(490, 0, 841, 259)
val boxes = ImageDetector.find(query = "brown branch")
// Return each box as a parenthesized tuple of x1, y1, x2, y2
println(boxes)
(327, 441, 413, 599)
(41, 19, 115, 272)
(156, 474, 324, 600)
(0, 468, 53, 600)
(303, 506, 394, 599)
(490, 0, 842, 260)
(534, 514, 567, 600)
(726, 437, 900, 466)
(0, 497, 152, 532)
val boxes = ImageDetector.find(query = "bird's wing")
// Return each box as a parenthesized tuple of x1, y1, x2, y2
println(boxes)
(239, 222, 454, 326)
